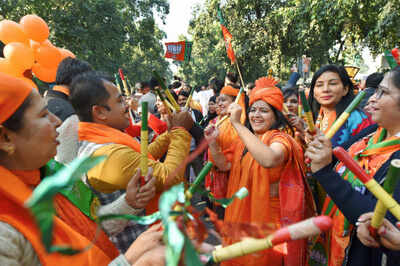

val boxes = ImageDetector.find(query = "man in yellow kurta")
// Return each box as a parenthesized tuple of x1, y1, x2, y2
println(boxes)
(69, 71, 193, 216)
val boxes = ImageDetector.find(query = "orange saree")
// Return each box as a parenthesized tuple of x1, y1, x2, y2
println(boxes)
(205, 118, 240, 199)
(222, 130, 313, 266)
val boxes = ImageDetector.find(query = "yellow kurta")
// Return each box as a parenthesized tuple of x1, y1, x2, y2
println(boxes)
(87, 129, 192, 193)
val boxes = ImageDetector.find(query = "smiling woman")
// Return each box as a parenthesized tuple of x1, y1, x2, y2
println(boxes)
(305, 66, 400, 266)
(308, 65, 373, 147)
(204, 76, 314, 266)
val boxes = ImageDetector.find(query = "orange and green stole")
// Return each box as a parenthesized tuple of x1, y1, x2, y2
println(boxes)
(309, 127, 400, 266)
(0, 167, 118, 265)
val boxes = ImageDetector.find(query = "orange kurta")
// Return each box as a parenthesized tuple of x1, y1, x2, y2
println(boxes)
(222, 130, 312, 266)
(0, 166, 113, 266)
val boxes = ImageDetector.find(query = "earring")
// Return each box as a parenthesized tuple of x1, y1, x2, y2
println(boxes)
(3, 145, 15, 155)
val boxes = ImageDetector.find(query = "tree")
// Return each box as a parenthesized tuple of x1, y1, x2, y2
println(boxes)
(177, 0, 397, 86)
(0, 0, 171, 84)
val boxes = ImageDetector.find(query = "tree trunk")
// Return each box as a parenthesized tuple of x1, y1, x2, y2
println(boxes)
(335, 35, 346, 63)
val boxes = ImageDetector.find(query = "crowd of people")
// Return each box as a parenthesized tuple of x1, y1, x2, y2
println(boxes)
(1, 55, 400, 266)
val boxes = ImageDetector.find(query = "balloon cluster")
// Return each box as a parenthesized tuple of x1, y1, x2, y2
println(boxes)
(0, 15, 75, 86)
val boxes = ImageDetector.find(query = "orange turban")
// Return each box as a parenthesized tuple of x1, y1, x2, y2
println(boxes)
(220, 85, 246, 123)
(220, 85, 239, 97)
(0, 72, 33, 124)
(250, 76, 283, 112)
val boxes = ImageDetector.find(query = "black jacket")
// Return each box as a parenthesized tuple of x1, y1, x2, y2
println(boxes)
(313, 124, 400, 266)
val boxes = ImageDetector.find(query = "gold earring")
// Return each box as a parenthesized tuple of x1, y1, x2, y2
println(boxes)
(4, 145, 15, 155)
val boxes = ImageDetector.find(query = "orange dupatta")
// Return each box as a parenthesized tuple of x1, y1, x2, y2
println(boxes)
(222, 130, 313, 266)
(0, 166, 113, 266)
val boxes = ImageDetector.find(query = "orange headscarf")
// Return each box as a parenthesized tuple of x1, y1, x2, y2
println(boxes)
(220, 85, 246, 124)
(220, 85, 240, 98)
(250, 76, 283, 111)
(0, 72, 32, 124)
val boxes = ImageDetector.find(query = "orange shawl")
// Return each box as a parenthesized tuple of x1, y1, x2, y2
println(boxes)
(78, 122, 153, 160)
(78, 122, 160, 213)
(0, 166, 113, 265)
(222, 130, 313, 266)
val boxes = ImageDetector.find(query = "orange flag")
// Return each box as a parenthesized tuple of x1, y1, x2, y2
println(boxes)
(217, 7, 236, 64)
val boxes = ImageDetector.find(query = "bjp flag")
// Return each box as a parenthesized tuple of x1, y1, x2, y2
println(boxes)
(164, 41, 193, 61)
(217, 7, 236, 64)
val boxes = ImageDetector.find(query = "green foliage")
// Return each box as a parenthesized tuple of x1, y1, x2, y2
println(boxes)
(0, 0, 171, 83)
(26, 156, 105, 254)
(178, 0, 398, 85)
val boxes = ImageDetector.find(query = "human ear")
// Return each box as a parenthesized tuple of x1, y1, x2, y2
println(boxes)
(92, 105, 107, 122)
(0, 126, 16, 155)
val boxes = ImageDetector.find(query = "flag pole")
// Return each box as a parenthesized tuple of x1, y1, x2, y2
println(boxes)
(235, 61, 245, 91)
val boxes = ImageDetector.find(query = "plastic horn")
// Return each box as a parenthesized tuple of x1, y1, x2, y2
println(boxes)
(333, 147, 400, 221)
(127, 78, 134, 94)
(154, 88, 172, 116)
(152, 71, 180, 112)
(369, 159, 400, 237)
(282, 104, 289, 114)
(299, 89, 315, 133)
(118, 68, 130, 95)
(212, 216, 332, 263)
(184, 86, 196, 108)
(186, 162, 213, 200)
(325, 91, 365, 139)
(140, 102, 149, 185)
(216, 87, 244, 127)
(114, 74, 122, 94)
(298, 94, 303, 117)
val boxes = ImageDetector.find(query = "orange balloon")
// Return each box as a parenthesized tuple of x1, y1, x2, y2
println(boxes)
(32, 63, 57, 83)
(0, 20, 29, 44)
(18, 77, 38, 91)
(59, 48, 76, 60)
(3, 43, 35, 72)
(34, 43, 62, 68)
(42, 39, 55, 48)
(19, 15, 49, 43)
(29, 39, 41, 51)
(0, 58, 23, 77)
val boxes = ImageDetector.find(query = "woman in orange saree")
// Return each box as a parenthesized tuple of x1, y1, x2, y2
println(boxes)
(205, 77, 314, 266)
(205, 86, 246, 201)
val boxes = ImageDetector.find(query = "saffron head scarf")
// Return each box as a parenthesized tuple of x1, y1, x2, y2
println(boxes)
(0, 72, 32, 124)
(250, 76, 283, 111)
(220, 85, 246, 123)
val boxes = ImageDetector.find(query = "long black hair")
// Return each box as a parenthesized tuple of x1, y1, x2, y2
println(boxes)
(308, 65, 355, 120)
